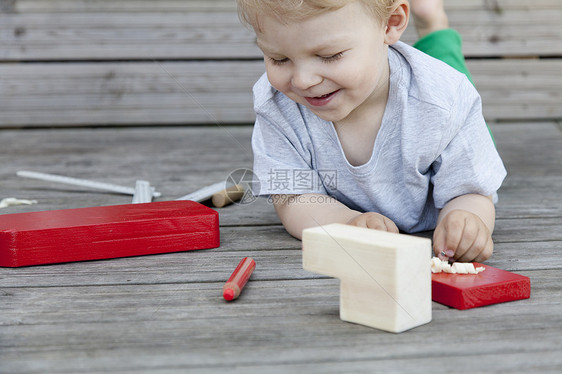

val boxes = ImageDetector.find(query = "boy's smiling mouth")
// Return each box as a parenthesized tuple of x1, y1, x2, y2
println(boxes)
(304, 89, 340, 107)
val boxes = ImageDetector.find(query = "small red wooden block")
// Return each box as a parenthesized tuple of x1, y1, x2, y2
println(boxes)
(0, 200, 219, 267)
(432, 263, 530, 310)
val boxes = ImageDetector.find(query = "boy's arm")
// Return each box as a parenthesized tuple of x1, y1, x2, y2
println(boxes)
(433, 194, 496, 262)
(272, 193, 399, 239)
(273, 194, 361, 239)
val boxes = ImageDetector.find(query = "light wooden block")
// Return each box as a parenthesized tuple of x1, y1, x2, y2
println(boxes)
(302, 224, 432, 333)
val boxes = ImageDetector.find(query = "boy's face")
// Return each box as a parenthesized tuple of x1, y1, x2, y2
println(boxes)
(255, 2, 391, 124)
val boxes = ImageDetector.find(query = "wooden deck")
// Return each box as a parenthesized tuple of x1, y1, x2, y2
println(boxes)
(1, 123, 561, 373)
(1, 0, 562, 373)
(1, 0, 562, 126)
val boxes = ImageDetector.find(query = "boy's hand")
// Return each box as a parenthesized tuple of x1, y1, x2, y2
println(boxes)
(433, 209, 493, 262)
(347, 212, 399, 233)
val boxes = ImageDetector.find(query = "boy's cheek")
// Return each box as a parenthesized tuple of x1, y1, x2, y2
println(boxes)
(265, 76, 286, 94)
(264, 69, 289, 92)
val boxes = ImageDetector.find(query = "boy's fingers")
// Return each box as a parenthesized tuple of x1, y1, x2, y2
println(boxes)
(384, 218, 399, 233)
(362, 213, 392, 232)
(350, 213, 399, 233)
(474, 237, 494, 263)
(351, 218, 367, 228)
(432, 225, 449, 260)
(442, 218, 464, 259)
(455, 218, 478, 258)
(457, 225, 486, 262)
(370, 219, 388, 231)
(456, 218, 492, 262)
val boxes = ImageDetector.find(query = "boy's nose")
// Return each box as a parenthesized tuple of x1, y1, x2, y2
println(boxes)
(291, 66, 322, 90)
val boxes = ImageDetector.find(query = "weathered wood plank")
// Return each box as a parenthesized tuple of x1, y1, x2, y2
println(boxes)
(0, 270, 560, 373)
(1, 0, 561, 60)
(0, 126, 254, 198)
(1, 270, 558, 325)
(9, 0, 239, 12)
(0, 237, 558, 290)
(0, 230, 302, 288)
(10, 0, 562, 13)
(495, 176, 562, 218)
(2, 350, 560, 374)
(404, 7, 562, 57)
(494, 217, 562, 245)
(0, 221, 558, 289)
(1, 123, 560, 222)
(0, 12, 260, 60)
(493, 122, 562, 176)
(1, 59, 561, 127)
(469, 60, 562, 121)
(41, 352, 561, 374)
(2, 323, 559, 373)
(0, 61, 262, 126)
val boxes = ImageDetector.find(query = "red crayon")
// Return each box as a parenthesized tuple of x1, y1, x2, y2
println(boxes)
(223, 257, 256, 301)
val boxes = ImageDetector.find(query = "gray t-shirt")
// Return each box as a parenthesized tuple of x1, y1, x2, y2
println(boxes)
(251, 41, 507, 232)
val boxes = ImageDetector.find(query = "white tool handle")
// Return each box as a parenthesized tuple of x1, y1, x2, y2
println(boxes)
(176, 181, 229, 202)
(17, 170, 162, 197)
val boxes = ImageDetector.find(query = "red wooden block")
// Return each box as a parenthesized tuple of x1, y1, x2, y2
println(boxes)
(0, 200, 219, 267)
(432, 263, 531, 309)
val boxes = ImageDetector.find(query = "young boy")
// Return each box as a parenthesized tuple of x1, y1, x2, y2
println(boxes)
(237, 0, 506, 263)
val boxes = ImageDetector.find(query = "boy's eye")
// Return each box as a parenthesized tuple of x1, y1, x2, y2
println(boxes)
(267, 52, 343, 66)
(320, 52, 344, 63)
(269, 57, 289, 66)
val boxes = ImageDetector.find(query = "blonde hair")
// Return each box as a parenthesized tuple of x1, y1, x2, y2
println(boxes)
(237, 0, 396, 30)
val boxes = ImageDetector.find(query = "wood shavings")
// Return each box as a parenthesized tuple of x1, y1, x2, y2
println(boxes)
(0, 197, 38, 209)
(431, 257, 485, 274)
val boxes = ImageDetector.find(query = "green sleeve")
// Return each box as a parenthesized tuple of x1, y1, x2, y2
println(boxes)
(413, 29, 495, 143)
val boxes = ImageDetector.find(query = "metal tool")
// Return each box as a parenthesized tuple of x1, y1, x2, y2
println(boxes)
(131, 180, 154, 204)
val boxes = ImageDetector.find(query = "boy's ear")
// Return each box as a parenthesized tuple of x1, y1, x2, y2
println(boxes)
(384, 0, 409, 45)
